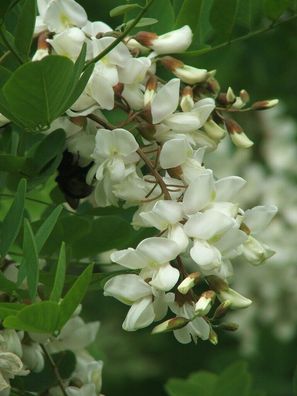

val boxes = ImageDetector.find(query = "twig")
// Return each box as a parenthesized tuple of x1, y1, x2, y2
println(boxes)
(84, 0, 155, 68)
(41, 344, 68, 396)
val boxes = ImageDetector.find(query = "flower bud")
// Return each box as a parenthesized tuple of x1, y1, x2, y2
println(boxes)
(242, 235, 275, 265)
(195, 290, 216, 316)
(206, 275, 252, 309)
(151, 317, 190, 334)
(226, 87, 236, 103)
(177, 272, 200, 295)
(212, 300, 232, 319)
(252, 99, 279, 110)
(32, 32, 50, 61)
(203, 119, 226, 140)
(209, 328, 218, 345)
(161, 56, 208, 84)
(144, 75, 157, 106)
(135, 26, 192, 55)
(22, 343, 45, 373)
(225, 118, 254, 148)
(219, 322, 239, 332)
(180, 86, 194, 112)
(239, 89, 250, 104)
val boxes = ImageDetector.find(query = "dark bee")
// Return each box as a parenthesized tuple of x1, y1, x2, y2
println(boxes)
(56, 150, 93, 209)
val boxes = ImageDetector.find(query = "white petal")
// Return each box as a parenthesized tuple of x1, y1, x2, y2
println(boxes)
(190, 317, 210, 340)
(164, 112, 201, 132)
(214, 227, 247, 255)
(104, 274, 152, 304)
(112, 129, 139, 156)
(153, 200, 184, 224)
(168, 224, 189, 252)
(183, 170, 215, 214)
(244, 205, 278, 235)
(184, 210, 235, 240)
(137, 237, 180, 265)
(215, 176, 247, 201)
(192, 98, 215, 127)
(123, 297, 155, 331)
(151, 25, 192, 55)
(44, 0, 87, 33)
(173, 327, 192, 344)
(111, 248, 148, 269)
(89, 73, 114, 110)
(160, 138, 191, 168)
(190, 240, 221, 270)
(151, 79, 180, 124)
(149, 263, 180, 291)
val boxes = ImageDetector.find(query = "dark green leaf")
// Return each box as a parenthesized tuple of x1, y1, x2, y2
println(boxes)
(35, 205, 63, 252)
(175, 0, 203, 32)
(0, 154, 26, 172)
(0, 178, 26, 257)
(23, 219, 39, 300)
(210, 0, 239, 43)
(14, 0, 36, 58)
(110, 3, 142, 17)
(1, 56, 75, 131)
(264, 0, 290, 20)
(58, 264, 93, 328)
(49, 242, 66, 302)
(213, 361, 252, 396)
(293, 365, 297, 395)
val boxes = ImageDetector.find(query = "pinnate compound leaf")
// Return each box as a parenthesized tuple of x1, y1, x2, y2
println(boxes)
(0, 178, 26, 257)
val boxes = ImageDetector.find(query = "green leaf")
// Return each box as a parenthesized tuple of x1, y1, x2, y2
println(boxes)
(35, 205, 63, 252)
(110, 3, 142, 17)
(210, 0, 239, 43)
(0, 65, 12, 85)
(23, 219, 39, 300)
(213, 361, 252, 396)
(26, 129, 66, 174)
(188, 371, 218, 395)
(0, 56, 75, 131)
(58, 264, 93, 328)
(0, 178, 26, 257)
(0, 303, 26, 319)
(3, 300, 60, 333)
(134, 17, 159, 27)
(264, 0, 290, 20)
(175, 0, 203, 31)
(293, 365, 297, 395)
(14, 0, 36, 59)
(0, 154, 26, 172)
(49, 242, 66, 302)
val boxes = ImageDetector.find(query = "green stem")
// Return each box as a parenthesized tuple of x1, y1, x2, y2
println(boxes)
(182, 14, 297, 58)
(84, 0, 155, 68)
(41, 344, 68, 396)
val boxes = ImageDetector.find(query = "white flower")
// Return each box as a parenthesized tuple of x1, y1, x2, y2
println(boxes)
(37, 0, 88, 33)
(111, 237, 181, 291)
(22, 343, 44, 373)
(72, 351, 103, 393)
(166, 293, 210, 344)
(47, 27, 85, 60)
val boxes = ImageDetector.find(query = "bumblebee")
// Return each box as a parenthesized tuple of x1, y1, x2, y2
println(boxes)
(56, 150, 93, 209)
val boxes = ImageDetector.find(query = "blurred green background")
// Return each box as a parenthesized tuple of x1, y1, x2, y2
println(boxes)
(75, 1, 297, 395)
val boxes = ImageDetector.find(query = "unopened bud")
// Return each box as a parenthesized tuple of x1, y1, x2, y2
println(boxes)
(151, 317, 190, 334)
(113, 82, 124, 97)
(204, 119, 226, 140)
(134, 31, 158, 47)
(240, 89, 250, 104)
(218, 288, 252, 310)
(137, 121, 156, 141)
(219, 322, 239, 332)
(161, 56, 208, 84)
(252, 99, 279, 110)
(225, 118, 254, 148)
(242, 235, 275, 265)
(144, 75, 157, 106)
(209, 328, 218, 345)
(195, 290, 216, 316)
(180, 86, 194, 112)
(226, 87, 236, 103)
(207, 78, 220, 96)
(212, 300, 232, 319)
(178, 272, 200, 295)
(70, 116, 86, 127)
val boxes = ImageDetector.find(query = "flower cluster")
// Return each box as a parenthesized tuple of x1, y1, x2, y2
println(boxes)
(28, 0, 279, 345)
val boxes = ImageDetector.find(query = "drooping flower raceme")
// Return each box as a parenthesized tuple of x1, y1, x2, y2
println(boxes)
(28, 0, 280, 345)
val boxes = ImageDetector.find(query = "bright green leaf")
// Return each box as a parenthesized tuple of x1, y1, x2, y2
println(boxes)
(23, 219, 39, 300)
(264, 0, 290, 20)
(213, 361, 252, 396)
(49, 242, 66, 302)
(4, 300, 60, 333)
(14, 0, 36, 58)
(0, 303, 26, 319)
(0, 178, 26, 257)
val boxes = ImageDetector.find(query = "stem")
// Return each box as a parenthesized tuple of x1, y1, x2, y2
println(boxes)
(183, 14, 297, 58)
(84, 0, 155, 68)
(41, 344, 68, 396)
(137, 147, 171, 200)
(87, 113, 115, 129)
(0, 50, 10, 63)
